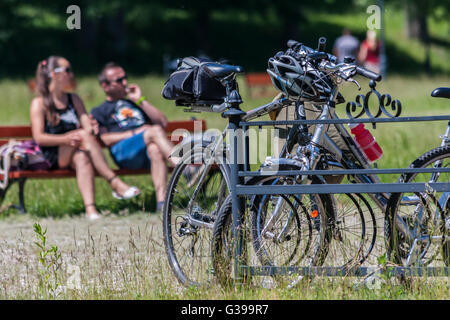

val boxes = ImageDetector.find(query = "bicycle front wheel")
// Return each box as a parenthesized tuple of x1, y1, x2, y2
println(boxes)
(163, 148, 230, 287)
(386, 145, 450, 266)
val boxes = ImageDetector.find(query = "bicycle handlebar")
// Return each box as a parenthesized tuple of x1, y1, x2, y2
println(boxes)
(285, 37, 382, 84)
(355, 66, 382, 82)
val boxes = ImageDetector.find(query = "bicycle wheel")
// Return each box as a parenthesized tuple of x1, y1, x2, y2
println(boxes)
(250, 176, 331, 268)
(163, 147, 230, 286)
(386, 145, 450, 266)
(322, 193, 377, 270)
(211, 174, 333, 287)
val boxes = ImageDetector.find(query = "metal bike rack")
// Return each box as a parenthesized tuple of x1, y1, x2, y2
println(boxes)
(225, 88, 450, 281)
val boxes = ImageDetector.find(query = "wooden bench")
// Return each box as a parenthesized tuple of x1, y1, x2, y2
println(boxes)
(0, 119, 207, 213)
(244, 72, 276, 98)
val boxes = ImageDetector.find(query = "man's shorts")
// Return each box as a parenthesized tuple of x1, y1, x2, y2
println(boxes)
(110, 132, 151, 170)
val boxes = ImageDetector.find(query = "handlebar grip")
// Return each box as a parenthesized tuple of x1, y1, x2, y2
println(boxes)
(308, 52, 328, 60)
(356, 66, 382, 81)
(317, 37, 326, 52)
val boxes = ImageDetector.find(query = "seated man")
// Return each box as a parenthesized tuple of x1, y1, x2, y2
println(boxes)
(91, 62, 177, 212)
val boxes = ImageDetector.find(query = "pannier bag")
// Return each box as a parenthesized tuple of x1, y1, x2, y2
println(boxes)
(162, 57, 227, 104)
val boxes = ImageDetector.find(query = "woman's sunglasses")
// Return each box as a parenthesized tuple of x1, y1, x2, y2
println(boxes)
(53, 66, 73, 74)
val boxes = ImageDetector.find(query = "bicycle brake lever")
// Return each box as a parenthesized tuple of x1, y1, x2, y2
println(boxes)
(348, 78, 361, 91)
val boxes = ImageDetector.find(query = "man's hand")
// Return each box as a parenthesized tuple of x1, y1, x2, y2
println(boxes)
(127, 84, 142, 104)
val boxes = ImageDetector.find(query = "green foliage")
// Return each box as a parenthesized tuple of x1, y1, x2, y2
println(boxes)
(33, 222, 63, 299)
(0, 1, 448, 77)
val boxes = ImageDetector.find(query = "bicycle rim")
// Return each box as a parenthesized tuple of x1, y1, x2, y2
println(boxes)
(386, 146, 450, 267)
(163, 150, 230, 286)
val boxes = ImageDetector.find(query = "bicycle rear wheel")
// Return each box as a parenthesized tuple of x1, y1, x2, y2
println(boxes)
(163, 148, 230, 286)
(322, 193, 376, 271)
(250, 176, 331, 269)
(211, 173, 333, 287)
(386, 145, 450, 266)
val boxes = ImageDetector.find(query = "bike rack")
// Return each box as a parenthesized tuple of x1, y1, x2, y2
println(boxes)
(224, 83, 450, 282)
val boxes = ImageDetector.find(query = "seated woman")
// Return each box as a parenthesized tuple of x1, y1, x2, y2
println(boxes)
(30, 56, 141, 220)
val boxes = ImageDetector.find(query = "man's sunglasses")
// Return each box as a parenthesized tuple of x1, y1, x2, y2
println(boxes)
(53, 67, 73, 74)
(108, 75, 128, 84)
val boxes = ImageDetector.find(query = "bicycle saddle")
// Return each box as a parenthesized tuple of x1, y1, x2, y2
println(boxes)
(431, 87, 450, 99)
(204, 63, 243, 78)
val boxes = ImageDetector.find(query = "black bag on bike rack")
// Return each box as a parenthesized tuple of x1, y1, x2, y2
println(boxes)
(162, 57, 227, 104)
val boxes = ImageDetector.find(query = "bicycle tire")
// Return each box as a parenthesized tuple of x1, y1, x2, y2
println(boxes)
(322, 192, 377, 270)
(250, 176, 331, 268)
(163, 147, 231, 287)
(211, 172, 334, 287)
(386, 145, 450, 266)
(251, 179, 376, 271)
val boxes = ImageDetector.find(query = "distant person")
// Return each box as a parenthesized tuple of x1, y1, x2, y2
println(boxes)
(333, 29, 360, 63)
(30, 56, 141, 220)
(358, 30, 381, 74)
(91, 62, 178, 212)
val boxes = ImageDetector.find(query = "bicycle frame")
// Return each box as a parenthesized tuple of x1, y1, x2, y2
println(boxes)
(181, 97, 292, 220)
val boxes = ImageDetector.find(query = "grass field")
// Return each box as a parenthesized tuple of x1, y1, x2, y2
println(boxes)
(0, 73, 449, 299)
(1, 74, 448, 216)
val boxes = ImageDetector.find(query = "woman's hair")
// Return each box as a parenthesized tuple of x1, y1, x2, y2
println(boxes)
(35, 56, 64, 126)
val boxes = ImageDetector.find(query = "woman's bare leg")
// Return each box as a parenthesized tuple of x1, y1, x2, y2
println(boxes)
(59, 145, 99, 217)
(76, 129, 138, 196)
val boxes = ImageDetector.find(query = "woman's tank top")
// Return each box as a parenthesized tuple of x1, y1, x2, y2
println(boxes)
(44, 94, 80, 134)
(40, 94, 80, 169)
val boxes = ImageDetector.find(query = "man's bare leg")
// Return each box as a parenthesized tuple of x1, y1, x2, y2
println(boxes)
(147, 142, 167, 203)
(143, 125, 178, 167)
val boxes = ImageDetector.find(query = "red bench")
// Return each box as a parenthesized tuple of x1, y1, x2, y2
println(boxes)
(0, 120, 206, 213)
(244, 72, 275, 98)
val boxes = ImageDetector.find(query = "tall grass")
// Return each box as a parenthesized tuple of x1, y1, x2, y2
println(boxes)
(0, 214, 448, 299)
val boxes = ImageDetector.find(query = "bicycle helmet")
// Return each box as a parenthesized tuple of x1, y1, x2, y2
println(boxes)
(267, 52, 333, 103)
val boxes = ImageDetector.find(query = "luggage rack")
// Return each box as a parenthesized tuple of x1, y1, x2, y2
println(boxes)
(224, 102, 450, 281)
(175, 99, 227, 113)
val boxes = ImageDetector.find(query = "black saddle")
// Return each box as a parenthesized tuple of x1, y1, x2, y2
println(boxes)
(204, 63, 243, 78)
(431, 87, 450, 99)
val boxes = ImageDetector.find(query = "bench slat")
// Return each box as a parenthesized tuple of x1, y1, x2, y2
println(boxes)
(0, 126, 33, 138)
(1, 167, 177, 180)
(245, 73, 272, 86)
(0, 121, 206, 141)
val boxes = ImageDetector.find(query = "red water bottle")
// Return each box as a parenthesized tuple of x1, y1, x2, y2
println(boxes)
(349, 123, 382, 162)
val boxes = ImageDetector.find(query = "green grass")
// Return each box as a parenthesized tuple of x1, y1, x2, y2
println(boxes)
(0, 74, 449, 216)
(0, 213, 448, 300)
(0, 74, 448, 300)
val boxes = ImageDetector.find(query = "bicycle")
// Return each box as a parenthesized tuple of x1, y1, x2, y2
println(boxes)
(210, 38, 449, 285)
(163, 56, 347, 286)
(162, 62, 295, 286)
